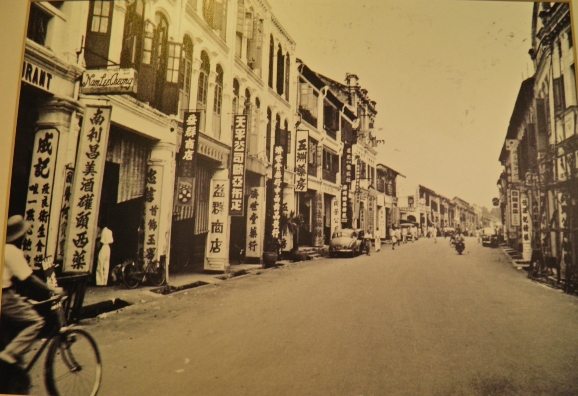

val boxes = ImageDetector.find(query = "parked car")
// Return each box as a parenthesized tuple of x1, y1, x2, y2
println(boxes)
(481, 227, 498, 247)
(329, 229, 363, 257)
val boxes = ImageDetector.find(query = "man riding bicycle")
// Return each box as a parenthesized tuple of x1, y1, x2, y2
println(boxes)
(1, 215, 63, 393)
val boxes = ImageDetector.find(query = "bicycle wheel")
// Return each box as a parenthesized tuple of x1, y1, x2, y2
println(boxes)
(45, 329, 102, 396)
(122, 260, 141, 289)
(148, 260, 166, 287)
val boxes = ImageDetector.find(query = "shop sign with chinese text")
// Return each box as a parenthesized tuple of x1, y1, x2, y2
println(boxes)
(294, 130, 308, 192)
(176, 111, 200, 208)
(246, 187, 264, 259)
(64, 106, 112, 273)
(313, 192, 324, 246)
(230, 115, 248, 216)
(56, 165, 74, 262)
(521, 193, 531, 261)
(510, 189, 520, 227)
(271, 145, 285, 240)
(22, 128, 60, 270)
(144, 164, 163, 263)
(205, 177, 229, 270)
(341, 144, 352, 225)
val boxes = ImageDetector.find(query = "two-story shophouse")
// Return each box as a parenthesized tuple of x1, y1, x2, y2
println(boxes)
(376, 164, 404, 239)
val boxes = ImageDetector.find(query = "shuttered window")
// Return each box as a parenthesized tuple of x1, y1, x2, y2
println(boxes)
(194, 161, 212, 234)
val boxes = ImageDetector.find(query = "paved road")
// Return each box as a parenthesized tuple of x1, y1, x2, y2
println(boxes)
(31, 237, 578, 395)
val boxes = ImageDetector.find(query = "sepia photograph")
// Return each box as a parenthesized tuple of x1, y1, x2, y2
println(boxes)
(0, 0, 578, 394)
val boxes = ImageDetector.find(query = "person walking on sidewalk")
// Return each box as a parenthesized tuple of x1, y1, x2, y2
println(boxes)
(401, 226, 407, 244)
(364, 230, 373, 256)
(394, 226, 401, 247)
(374, 228, 381, 252)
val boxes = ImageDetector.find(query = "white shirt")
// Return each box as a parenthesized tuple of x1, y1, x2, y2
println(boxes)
(3, 244, 33, 289)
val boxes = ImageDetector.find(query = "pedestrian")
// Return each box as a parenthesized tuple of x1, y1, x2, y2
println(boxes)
(391, 230, 397, 250)
(1, 215, 64, 394)
(365, 230, 373, 255)
(374, 228, 381, 252)
(96, 227, 114, 286)
(401, 226, 407, 244)
(394, 227, 401, 246)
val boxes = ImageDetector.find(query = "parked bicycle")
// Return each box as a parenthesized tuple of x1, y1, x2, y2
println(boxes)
(1, 294, 102, 395)
(122, 255, 166, 289)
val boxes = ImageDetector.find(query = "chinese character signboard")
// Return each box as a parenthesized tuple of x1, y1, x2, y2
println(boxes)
(56, 164, 74, 262)
(271, 145, 285, 240)
(246, 187, 264, 259)
(368, 195, 375, 233)
(176, 111, 200, 210)
(313, 192, 324, 246)
(22, 128, 60, 269)
(63, 105, 112, 273)
(205, 176, 229, 271)
(510, 189, 520, 227)
(294, 130, 308, 192)
(331, 197, 340, 235)
(230, 115, 248, 216)
(144, 164, 163, 263)
(341, 144, 352, 226)
(521, 192, 531, 261)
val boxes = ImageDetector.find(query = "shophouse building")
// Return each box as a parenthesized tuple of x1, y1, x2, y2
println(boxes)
(376, 164, 404, 239)
(10, 0, 298, 283)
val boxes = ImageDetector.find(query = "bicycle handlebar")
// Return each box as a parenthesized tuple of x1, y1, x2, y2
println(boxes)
(28, 293, 68, 306)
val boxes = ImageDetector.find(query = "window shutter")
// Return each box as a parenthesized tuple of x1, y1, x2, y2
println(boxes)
(236, 0, 244, 33)
(245, 12, 253, 39)
(213, 0, 224, 30)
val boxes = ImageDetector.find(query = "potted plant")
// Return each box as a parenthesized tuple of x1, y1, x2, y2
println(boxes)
(262, 237, 279, 268)
(280, 211, 306, 262)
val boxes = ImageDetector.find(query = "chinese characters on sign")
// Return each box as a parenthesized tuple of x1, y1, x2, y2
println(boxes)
(144, 164, 163, 263)
(368, 195, 375, 233)
(246, 187, 264, 259)
(313, 193, 324, 247)
(510, 189, 520, 227)
(294, 130, 309, 193)
(176, 111, 201, 209)
(22, 128, 60, 270)
(64, 106, 112, 273)
(206, 176, 229, 270)
(271, 146, 285, 240)
(341, 144, 352, 226)
(331, 197, 340, 236)
(56, 165, 74, 262)
(521, 193, 532, 261)
(230, 115, 248, 216)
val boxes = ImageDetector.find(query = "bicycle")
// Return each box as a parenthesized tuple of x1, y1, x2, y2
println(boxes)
(2, 294, 102, 395)
(122, 255, 166, 289)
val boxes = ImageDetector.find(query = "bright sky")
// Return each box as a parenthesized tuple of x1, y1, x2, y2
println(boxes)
(269, 0, 535, 208)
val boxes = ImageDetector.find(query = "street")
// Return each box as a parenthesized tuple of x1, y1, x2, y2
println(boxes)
(32, 238, 578, 395)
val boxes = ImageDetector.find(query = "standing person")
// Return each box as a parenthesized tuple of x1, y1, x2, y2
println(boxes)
(401, 226, 407, 244)
(1, 215, 63, 394)
(374, 228, 381, 252)
(391, 227, 397, 250)
(394, 226, 401, 247)
(95, 227, 114, 286)
(365, 230, 373, 256)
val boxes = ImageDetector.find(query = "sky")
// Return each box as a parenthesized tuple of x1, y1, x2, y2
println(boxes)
(268, 0, 535, 208)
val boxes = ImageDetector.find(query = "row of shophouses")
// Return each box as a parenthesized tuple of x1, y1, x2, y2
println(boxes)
(498, 2, 578, 289)
(11, 0, 410, 279)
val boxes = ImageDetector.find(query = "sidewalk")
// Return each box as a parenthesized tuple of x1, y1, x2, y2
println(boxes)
(81, 263, 264, 312)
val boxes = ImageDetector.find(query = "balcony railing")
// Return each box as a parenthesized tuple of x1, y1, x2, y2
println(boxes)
(322, 169, 336, 183)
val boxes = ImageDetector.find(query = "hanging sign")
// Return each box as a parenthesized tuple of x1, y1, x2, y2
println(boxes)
(246, 187, 264, 259)
(271, 145, 285, 240)
(205, 176, 229, 271)
(510, 189, 520, 227)
(313, 192, 324, 246)
(63, 105, 112, 273)
(144, 164, 163, 263)
(341, 144, 353, 225)
(22, 60, 54, 93)
(368, 195, 375, 233)
(230, 115, 248, 216)
(176, 111, 200, 208)
(56, 164, 74, 262)
(21, 128, 60, 269)
(521, 192, 531, 261)
(81, 68, 137, 95)
(331, 197, 340, 235)
(294, 130, 309, 192)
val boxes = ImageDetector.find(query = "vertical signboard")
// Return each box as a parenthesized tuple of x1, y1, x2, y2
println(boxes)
(341, 144, 352, 226)
(22, 128, 60, 269)
(368, 195, 375, 233)
(175, 111, 200, 218)
(521, 192, 532, 261)
(144, 164, 163, 263)
(246, 186, 264, 260)
(230, 115, 248, 216)
(56, 164, 74, 262)
(313, 192, 324, 246)
(271, 145, 285, 240)
(331, 197, 340, 236)
(64, 106, 112, 273)
(510, 189, 520, 227)
(294, 130, 308, 192)
(205, 176, 229, 270)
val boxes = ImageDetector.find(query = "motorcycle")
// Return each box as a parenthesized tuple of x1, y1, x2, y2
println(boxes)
(455, 241, 465, 255)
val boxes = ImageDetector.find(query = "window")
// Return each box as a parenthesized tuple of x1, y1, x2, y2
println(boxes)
(247, 18, 263, 72)
(268, 36, 274, 88)
(120, 0, 145, 69)
(284, 120, 291, 155)
(553, 76, 566, 115)
(178, 36, 194, 114)
(153, 13, 169, 108)
(166, 43, 180, 84)
(285, 53, 290, 101)
(266, 108, 272, 160)
(276, 44, 285, 95)
(235, 0, 244, 58)
(197, 51, 210, 130)
(213, 65, 223, 138)
(309, 139, 318, 166)
(203, 0, 227, 40)
(90, 1, 111, 33)
(323, 101, 339, 140)
(27, 3, 51, 46)
(232, 79, 240, 115)
(299, 80, 318, 127)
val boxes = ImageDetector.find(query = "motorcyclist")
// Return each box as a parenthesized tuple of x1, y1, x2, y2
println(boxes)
(454, 229, 465, 248)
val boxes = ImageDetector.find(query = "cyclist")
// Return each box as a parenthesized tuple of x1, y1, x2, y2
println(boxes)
(1, 215, 63, 393)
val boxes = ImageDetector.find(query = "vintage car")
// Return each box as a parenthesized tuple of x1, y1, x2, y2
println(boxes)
(329, 228, 363, 257)
(399, 223, 419, 241)
(481, 227, 499, 247)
